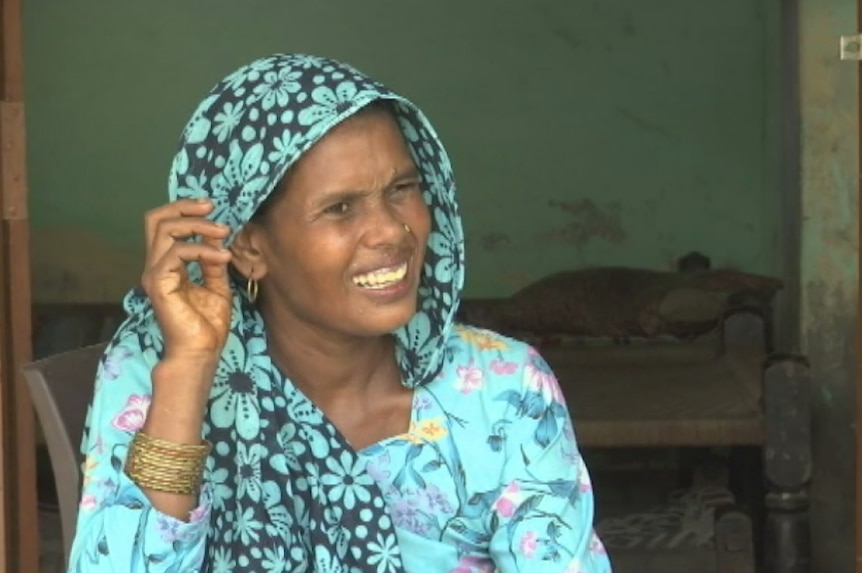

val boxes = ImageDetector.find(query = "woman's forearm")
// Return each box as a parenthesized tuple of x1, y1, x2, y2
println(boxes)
(139, 359, 215, 520)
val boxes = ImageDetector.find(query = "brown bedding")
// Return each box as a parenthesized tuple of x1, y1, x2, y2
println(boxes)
(458, 266, 781, 340)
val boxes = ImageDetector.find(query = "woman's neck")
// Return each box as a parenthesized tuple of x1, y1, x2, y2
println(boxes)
(261, 307, 400, 406)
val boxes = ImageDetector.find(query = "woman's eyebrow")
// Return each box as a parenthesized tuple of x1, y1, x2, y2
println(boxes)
(310, 188, 368, 209)
(310, 165, 420, 208)
(388, 165, 420, 184)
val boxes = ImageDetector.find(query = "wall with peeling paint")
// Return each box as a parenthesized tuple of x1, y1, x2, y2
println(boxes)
(24, 0, 781, 303)
(798, 0, 858, 570)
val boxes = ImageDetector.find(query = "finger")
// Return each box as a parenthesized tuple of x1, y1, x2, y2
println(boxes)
(143, 242, 231, 298)
(144, 199, 216, 246)
(147, 218, 229, 265)
(199, 235, 232, 298)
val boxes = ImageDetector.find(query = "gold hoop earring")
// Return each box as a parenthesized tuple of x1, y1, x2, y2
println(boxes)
(403, 223, 411, 235)
(247, 276, 259, 303)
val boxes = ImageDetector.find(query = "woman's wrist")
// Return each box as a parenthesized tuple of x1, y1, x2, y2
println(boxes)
(145, 359, 215, 444)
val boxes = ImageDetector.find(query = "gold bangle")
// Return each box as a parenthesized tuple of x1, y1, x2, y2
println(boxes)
(124, 432, 211, 496)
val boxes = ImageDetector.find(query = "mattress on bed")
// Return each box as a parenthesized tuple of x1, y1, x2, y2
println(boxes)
(537, 328, 767, 448)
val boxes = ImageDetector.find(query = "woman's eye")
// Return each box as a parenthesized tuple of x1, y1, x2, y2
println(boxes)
(391, 181, 419, 196)
(324, 202, 350, 215)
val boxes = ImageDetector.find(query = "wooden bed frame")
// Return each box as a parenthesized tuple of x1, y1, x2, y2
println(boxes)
(543, 310, 768, 449)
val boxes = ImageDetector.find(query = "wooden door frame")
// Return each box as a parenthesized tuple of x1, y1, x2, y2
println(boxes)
(857, 0, 862, 567)
(0, 0, 39, 570)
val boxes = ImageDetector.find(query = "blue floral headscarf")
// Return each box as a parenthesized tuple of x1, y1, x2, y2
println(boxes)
(118, 54, 465, 572)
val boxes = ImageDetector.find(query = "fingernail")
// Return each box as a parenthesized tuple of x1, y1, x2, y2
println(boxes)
(196, 198, 210, 204)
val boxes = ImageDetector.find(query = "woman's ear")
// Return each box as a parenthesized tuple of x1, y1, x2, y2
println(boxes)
(229, 225, 268, 280)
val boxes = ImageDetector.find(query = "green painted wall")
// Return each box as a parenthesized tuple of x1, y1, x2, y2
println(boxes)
(798, 0, 858, 570)
(24, 0, 781, 303)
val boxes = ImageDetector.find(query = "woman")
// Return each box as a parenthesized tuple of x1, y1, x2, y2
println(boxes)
(68, 53, 612, 573)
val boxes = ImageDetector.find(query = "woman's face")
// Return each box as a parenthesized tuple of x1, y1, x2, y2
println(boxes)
(243, 108, 431, 339)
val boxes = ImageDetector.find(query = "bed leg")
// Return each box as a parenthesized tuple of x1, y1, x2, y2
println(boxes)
(762, 355, 812, 573)
(763, 490, 811, 573)
(715, 506, 757, 573)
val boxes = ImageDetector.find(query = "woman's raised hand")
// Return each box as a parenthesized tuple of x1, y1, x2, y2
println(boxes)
(141, 198, 233, 368)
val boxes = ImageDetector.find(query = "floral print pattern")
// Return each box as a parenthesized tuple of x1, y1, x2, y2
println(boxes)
(353, 328, 612, 572)
(67, 52, 610, 573)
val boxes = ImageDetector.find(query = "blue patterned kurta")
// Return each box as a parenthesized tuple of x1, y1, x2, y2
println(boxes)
(71, 325, 610, 573)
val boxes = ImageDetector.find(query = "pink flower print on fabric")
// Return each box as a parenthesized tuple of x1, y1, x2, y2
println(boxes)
(454, 363, 484, 395)
(111, 394, 151, 432)
(79, 493, 98, 512)
(493, 481, 524, 519)
(524, 349, 565, 404)
(189, 503, 211, 524)
(489, 359, 518, 376)
(449, 554, 495, 573)
(519, 530, 539, 558)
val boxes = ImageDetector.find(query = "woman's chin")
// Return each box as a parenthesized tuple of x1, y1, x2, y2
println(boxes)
(349, 300, 418, 337)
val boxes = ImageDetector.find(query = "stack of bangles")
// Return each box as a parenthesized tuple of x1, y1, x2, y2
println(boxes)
(124, 431, 212, 496)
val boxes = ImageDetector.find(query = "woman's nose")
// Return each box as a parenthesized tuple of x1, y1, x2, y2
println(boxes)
(362, 203, 408, 247)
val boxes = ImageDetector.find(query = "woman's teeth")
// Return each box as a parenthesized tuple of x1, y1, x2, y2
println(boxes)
(353, 263, 408, 289)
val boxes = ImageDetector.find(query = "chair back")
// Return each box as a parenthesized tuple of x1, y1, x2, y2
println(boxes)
(22, 342, 107, 562)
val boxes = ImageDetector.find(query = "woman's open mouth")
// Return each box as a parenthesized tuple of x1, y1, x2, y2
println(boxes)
(351, 262, 409, 290)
